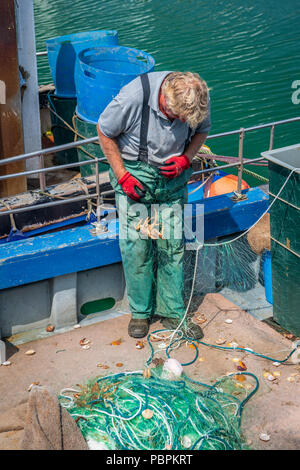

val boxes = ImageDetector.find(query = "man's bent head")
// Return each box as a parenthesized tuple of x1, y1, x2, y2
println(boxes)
(160, 71, 209, 129)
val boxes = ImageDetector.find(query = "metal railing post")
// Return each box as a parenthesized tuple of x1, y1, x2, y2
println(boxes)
(95, 156, 100, 223)
(269, 125, 275, 150)
(88, 154, 108, 235)
(237, 127, 245, 195)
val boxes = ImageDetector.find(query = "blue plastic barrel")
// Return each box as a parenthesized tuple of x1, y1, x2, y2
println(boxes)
(45, 30, 118, 98)
(76, 46, 155, 124)
(262, 250, 273, 304)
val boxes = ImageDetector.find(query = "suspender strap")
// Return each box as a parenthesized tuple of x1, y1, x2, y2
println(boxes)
(138, 73, 150, 162)
(185, 126, 193, 150)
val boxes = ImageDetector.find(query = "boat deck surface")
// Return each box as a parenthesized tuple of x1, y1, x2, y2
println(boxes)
(0, 293, 299, 450)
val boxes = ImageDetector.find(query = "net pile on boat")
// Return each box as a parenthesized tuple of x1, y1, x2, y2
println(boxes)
(59, 367, 255, 450)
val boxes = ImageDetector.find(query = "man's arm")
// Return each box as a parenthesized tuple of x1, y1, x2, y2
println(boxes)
(185, 132, 209, 163)
(97, 124, 127, 181)
(159, 131, 209, 179)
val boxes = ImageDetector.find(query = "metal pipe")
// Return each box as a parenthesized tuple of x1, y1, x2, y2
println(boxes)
(93, 154, 101, 223)
(0, 158, 107, 181)
(100, 155, 267, 198)
(269, 125, 275, 150)
(0, 136, 99, 165)
(0, 153, 265, 183)
(0, 154, 271, 217)
(1, 116, 299, 167)
(237, 128, 245, 194)
(0, 116, 299, 217)
(36, 51, 48, 56)
(193, 155, 266, 177)
(206, 116, 300, 140)
(0, 193, 96, 216)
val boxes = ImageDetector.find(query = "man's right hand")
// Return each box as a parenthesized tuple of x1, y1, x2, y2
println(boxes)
(118, 171, 146, 201)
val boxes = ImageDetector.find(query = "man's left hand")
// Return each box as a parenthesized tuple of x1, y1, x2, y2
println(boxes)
(159, 154, 191, 179)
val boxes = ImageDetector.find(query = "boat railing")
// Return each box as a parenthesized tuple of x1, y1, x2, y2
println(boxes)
(0, 116, 299, 218)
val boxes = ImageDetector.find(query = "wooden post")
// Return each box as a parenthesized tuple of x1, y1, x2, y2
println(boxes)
(0, 0, 27, 197)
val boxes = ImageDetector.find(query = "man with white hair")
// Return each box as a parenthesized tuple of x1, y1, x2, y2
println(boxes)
(97, 71, 211, 339)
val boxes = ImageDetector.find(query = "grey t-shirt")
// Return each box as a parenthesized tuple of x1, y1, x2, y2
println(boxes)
(98, 71, 211, 165)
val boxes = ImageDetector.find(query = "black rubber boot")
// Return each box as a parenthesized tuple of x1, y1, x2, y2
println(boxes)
(128, 318, 150, 338)
(161, 317, 204, 340)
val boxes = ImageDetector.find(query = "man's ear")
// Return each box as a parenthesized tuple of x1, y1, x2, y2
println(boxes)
(160, 94, 166, 107)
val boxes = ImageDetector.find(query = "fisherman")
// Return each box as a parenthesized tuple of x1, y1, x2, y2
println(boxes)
(97, 71, 211, 339)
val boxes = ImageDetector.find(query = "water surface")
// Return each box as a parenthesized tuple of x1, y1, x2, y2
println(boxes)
(34, 0, 300, 166)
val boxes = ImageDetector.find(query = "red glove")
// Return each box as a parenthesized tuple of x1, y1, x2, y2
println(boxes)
(159, 154, 190, 179)
(118, 171, 146, 201)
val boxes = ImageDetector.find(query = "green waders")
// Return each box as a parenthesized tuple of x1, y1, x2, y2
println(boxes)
(109, 160, 193, 321)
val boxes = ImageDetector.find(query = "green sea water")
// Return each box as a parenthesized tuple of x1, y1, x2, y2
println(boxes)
(33, 0, 300, 181)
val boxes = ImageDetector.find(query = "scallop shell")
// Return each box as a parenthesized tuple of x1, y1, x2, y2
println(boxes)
(195, 315, 207, 324)
(181, 435, 192, 448)
(142, 368, 151, 379)
(237, 361, 247, 371)
(28, 382, 40, 392)
(287, 376, 295, 383)
(25, 349, 36, 356)
(79, 338, 90, 346)
(215, 338, 226, 345)
(259, 433, 270, 442)
(142, 409, 153, 419)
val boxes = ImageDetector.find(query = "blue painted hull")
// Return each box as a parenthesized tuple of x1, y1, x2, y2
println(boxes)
(0, 184, 268, 290)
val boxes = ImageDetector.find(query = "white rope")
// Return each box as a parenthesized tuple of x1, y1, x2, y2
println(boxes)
(160, 166, 300, 358)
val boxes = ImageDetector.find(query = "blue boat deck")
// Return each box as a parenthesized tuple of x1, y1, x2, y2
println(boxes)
(0, 186, 268, 290)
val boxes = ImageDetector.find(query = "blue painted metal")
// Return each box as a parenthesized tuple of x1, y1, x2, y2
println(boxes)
(2, 215, 88, 242)
(0, 208, 116, 244)
(0, 219, 121, 289)
(76, 46, 155, 124)
(45, 30, 118, 98)
(6, 227, 27, 243)
(262, 250, 273, 304)
(0, 187, 268, 290)
(188, 178, 269, 239)
(200, 188, 269, 240)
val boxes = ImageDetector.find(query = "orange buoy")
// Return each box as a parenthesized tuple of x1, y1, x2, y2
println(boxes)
(208, 174, 250, 197)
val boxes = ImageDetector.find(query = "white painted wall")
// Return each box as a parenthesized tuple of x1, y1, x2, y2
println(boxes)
(15, 0, 41, 173)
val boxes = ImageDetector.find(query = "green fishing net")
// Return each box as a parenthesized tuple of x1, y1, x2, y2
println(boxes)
(59, 367, 257, 450)
(58, 220, 266, 451)
(183, 230, 269, 316)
